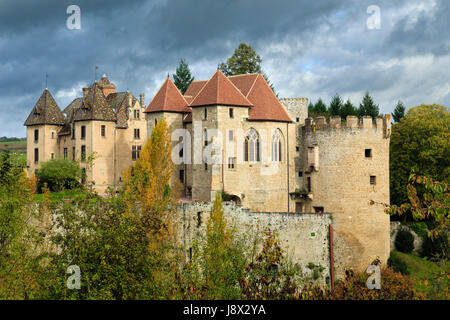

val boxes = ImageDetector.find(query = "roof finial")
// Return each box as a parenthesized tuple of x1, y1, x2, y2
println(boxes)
(94, 66, 99, 82)
(45, 73, 48, 90)
(167, 72, 170, 78)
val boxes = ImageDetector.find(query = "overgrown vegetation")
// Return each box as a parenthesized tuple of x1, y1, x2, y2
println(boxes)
(395, 229, 415, 254)
(35, 159, 83, 192)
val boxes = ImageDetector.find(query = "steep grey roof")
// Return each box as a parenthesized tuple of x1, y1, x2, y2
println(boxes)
(72, 82, 117, 122)
(24, 89, 66, 126)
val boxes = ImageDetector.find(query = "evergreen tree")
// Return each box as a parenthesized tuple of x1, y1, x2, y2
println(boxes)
(340, 98, 358, 119)
(328, 94, 343, 116)
(314, 98, 327, 114)
(172, 59, 194, 94)
(358, 91, 379, 118)
(392, 100, 406, 123)
(308, 101, 315, 114)
(219, 42, 276, 93)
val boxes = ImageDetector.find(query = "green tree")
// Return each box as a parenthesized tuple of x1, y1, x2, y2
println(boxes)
(201, 191, 247, 299)
(328, 94, 343, 116)
(340, 98, 358, 119)
(314, 98, 327, 114)
(36, 159, 83, 192)
(0, 151, 46, 299)
(219, 42, 276, 93)
(308, 101, 315, 114)
(389, 104, 450, 207)
(392, 101, 406, 123)
(358, 91, 379, 118)
(172, 58, 194, 94)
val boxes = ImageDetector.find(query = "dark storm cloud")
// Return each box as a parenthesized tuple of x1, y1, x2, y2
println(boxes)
(0, 0, 448, 137)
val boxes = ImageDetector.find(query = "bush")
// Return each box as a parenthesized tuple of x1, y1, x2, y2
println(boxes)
(36, 159, 82, 192)
(409, 222, 428, 239)
(388, 251, 409, 275)
(421, 233, 449, 260)
(395, 229, 415, 253)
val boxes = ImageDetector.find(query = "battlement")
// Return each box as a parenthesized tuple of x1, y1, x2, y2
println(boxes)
(303, 115, 391, 138)
(280, 97, 309, 103)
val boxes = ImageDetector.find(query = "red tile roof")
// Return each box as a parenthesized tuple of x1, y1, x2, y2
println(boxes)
(228, 74, 259, 97)
(184, 80, 207, 98)
(144, 77, 191, 113)
(244, 74, 293, 122)
(190, 70, 253, 107)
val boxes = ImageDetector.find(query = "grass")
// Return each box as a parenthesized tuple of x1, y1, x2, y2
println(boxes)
(34, 189, 90, 201)
(390, 250, 449, 300)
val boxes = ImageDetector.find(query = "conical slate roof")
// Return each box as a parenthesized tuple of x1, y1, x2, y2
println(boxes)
(24, 89, 66, 126)
(144, 77, 190, 113)
(190, 70, 253, 107)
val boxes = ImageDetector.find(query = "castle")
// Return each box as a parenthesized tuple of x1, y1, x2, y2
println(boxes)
(24, 70, 391, 276)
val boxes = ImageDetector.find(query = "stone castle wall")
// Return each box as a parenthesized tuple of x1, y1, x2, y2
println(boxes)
(176, 201, 333, 283)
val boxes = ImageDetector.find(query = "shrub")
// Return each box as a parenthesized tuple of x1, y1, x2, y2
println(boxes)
(388, 251, 409, 275)
(395, 229, 415, 253)
(421, 233, 449, 260)
(409, 222, 428, 239)
(36, 159, 82, 192)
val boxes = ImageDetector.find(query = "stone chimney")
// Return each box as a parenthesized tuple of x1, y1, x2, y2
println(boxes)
(140, 93, 145, 109)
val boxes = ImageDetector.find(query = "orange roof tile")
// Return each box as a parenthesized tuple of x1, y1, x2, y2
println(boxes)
(228, 74, 259, 97)
(244, 74, 293, 122)
(190, 70, 253, 107)
(144, 77, 191, 113)
(184, 80, 207, 98)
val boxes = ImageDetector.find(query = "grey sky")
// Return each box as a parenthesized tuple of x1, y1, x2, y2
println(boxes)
(0, 0, 448, 137)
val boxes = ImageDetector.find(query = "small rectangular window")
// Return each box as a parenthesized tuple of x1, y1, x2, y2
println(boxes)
(51, 132, 55, 139)
(34, 129, 39, 142)
(72, 126, 75, 139)
(204, 108, 207, 120)
(81, 145, 86, 162)
(298, 171, 303, 177)
(134, 129, 140, 139)
(134, 110, 140, 120)
(370, 176, 376, 185)
(229, 108, 234, 118)
(229, 130, 233, 142)
(51, 153, 55, 160)
(296, 117, 300, 122)
(81, 126, 86, 140)
(307, 177, 311, 192)
(34, 148, 39, 163)
(365, 149, 372, 158)
(101, 125, 106, 137)
(179, 169, 184, 183)
(296, 146, 299, 152)
(228, 157, 235, 169)
(72, 147, 75, 160)
(64, 148, 68, 159)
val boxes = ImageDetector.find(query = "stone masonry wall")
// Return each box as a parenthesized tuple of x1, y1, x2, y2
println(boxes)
(176, 201, 333, 283)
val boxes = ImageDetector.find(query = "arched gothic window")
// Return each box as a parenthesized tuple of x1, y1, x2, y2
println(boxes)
(244, 128, 260, 162)
(271, 129, 282, 161)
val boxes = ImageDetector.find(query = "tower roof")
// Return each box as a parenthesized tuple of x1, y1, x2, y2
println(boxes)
(72, 82, 117, 122)
(144, 77, 190, 113)
(184, 80, 208, 98)
(229, 73, 293, 122)
(24, 88, 66, 126)
(190, 70, 253, 107)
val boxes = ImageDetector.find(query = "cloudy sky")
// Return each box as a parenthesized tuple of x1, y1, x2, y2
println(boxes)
(1, 0, 449, 137)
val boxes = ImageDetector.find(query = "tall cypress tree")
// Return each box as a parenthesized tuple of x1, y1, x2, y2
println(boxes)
(172, 58, 194, 94)
(392, 100, 406, 123)
(340, 98, 357, 119)
(308, 101, 315, 114)
(358, 91, 379, 118)
(328, 94, 343, 116)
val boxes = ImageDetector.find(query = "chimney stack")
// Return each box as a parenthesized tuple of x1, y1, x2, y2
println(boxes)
(140, 93, 145, 109)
